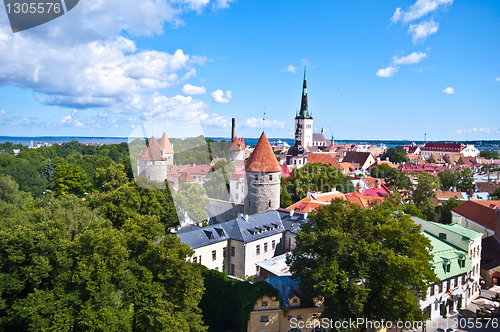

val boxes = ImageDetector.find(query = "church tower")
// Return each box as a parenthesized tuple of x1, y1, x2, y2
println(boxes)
(294, 67, 313, 148)
(244, 132, 281, 215)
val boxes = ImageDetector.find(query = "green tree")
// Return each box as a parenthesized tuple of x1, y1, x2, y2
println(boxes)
(287, 199, 436, 325)
(93, 162, 129, 193)
(440, 198, 463, 224)
(173, 183, 209, 223)
(1, 160, 49, 198)
(0, 174, 31, 209)
(493, 187, 500, 200)
(438, 169, 457, 191)
(379, 146, 408, 164)
(52, 164, 89, 196)
(40, 159, 55, 184)
(283, 163, 354, 203)
(456, 169, 474, 191)
(411, 172, 441, 221)
(203, 169, 230, 200)
(480, 150, 500, 160)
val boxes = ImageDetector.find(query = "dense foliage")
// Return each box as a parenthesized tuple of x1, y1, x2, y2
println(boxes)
(379, 145, 408, 164)
(280, 162, 354, 207)
(287, 199, 437, 324)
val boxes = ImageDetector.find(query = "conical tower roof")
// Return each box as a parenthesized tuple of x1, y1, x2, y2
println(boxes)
(245, 132, 280, 172)
(159, 132, 174, 154)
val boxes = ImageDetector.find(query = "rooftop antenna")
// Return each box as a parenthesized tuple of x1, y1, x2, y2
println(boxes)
(263, 108, 266, 133)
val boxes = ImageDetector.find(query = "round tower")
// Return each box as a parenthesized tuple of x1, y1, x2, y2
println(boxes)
(244, 132, 281, 215)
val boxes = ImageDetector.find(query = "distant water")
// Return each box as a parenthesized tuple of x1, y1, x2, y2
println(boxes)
(0, 136, 129, 145)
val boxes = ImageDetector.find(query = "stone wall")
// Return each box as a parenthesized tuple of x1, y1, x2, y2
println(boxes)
(207, 198, 244, 223)
(244, 170, 281, 215)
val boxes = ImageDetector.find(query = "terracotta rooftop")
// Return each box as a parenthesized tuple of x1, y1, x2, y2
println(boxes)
(245, 132, 281, 173)
(159, 132, 174, 154)
(434, 190, 465, 200)
(307, 152, 343, 169)
(452, 200, 500, 231)
(229, 137, 245, 151)
(421, 142, 465, 152)
(178, 172, 195, 182)
(139, 136, 163, 161)
(476, 182, 500, 195)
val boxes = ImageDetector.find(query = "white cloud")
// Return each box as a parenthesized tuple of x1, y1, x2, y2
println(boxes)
(398, 0, 454, 24)
(391, 8, 402, 24)
(408, 20, 439, 44)
(442, 87, 456, 94)
(281, 65, 297, 73)
(199, 112, 232, 128)
(496, 77, 500, 81)
(456, 127, 500, 135)
(58, 109, 84, 128)
(211, 89, 232, 103)
(214, 0, 237, 10)
(375, 66, 399, 78)
(392, 52, 428, 65)
(242, 117, 286, 129)
(182, 84, 206, 95)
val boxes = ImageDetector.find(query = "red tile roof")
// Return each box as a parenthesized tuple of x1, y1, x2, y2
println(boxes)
(139, 136, 163, 161)
(307, 152, 343, 169)
(245, 133, 281, 173)
(184, 164, 212, 175)
(475, 182, 500, 195)
(451, 200, 500, 230)
(229, 137, 245, 151)
(421, 142, 465, 152)
(159, 132, 174, 154)
(178, 172, 195, 182)
(280, 164, 293, 178)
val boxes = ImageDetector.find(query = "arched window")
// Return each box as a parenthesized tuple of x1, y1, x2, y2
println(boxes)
(269, 174, 272, 181)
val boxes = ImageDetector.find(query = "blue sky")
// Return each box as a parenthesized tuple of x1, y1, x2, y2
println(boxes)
(0, 0, 499, 141)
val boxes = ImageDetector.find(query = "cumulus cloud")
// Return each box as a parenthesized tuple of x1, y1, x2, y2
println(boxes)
(442, 87, 456, 94)
(281, 65, 297, 73)
(242, 117, 286, 129)
(58, 109, 84, 128)
(182, 84, 206, 95)
(0, 0, 236, 112)
(199, 112, 232, 128)
(211, 89, 232, 103)
(375, 66, 399, 78)
(392, 52, 428, 65)
(393, 0, 454, 24)
(408, 20, 439, 44)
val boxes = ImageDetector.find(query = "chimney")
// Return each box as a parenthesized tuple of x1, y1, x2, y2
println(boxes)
(304, 212, 308, 219)
(495, 208, 500, 240)
(232, 118, 236, 141)
(289, 209, 294, 217)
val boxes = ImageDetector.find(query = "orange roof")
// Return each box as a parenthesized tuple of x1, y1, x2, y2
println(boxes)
(178, 172, 195, 182)
(139, 136, 163, 161)
(229, 137, 245, 151)
(338, 162, 354, 174)
(159, 132, 174, 154)
(433, 190, 464, 200)
(307, 152, 343, 169)
(286, 192, 347, 212)
(345, 194, 385, 208)
(245, 132, 281, 173)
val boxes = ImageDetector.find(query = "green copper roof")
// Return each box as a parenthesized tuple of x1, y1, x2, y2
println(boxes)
(422, 231, 472, 280)
(296, 67, 312, 119)
(412, 216, 483, 241)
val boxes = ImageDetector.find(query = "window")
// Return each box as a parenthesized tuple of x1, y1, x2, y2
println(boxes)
(231, 246, 235, 256)
(287, 316, 293, 320)
(260, 315, 269, 322)
(256, 245, 260, 255)
(292, 298, 298, 303)
(297, 315, 302, 319)
(212, 250, 216, 261)
(193, 256, 197, 263)
(439, 282, 443, 293)
(222, 265, 225, 273)
(269, 175, 272, 181)
(446, 264, 450, 273)
(223, 247, 226, 257)
(230, 264, 235, 276)
(199, 256, 202, 264)
(264, 242, 268, 253)
(215, 267, 218, 271)
(312, 314, 318, 319)
(430, 285, 435, 296)
(269, 201, 271, 208)
(272, 240, 275, 250)
(255, 175, 258, 181)
(262, 301, 268, 306)
(454, 277, 458, 288)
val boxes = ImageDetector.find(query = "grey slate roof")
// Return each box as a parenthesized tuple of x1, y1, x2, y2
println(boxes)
(177, 210, 285, 249)
(312, 133, 329, 143)
(342, 151, 371, 165)
(278, 210, 308, 235)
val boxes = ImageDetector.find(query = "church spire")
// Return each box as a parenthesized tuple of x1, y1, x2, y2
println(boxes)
(297, 67, 312, 119)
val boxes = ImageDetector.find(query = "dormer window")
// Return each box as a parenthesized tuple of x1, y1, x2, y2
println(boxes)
(262, 301, 268, 306)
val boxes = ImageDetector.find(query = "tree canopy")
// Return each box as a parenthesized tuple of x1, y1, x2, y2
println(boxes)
(287, 199, 436, 324)
(379, 146, 408, 164)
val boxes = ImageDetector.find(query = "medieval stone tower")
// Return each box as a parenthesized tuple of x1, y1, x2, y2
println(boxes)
(243, 132, 281, 215)
(137, 132, 174, 182)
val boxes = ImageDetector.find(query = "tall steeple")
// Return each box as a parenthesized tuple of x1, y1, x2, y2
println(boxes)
(297, 67, 312, 119)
